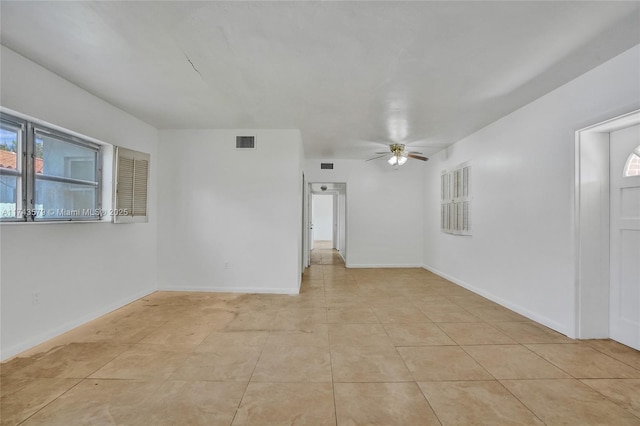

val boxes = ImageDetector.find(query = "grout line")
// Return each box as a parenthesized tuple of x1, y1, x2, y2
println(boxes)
(495, 378, 546, 424)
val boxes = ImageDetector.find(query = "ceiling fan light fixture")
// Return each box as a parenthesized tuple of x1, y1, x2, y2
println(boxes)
(388, 155, 398, 166)
(397, 155, 408, 165)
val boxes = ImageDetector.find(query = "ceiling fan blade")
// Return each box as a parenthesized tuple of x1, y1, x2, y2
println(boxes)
(366, 154, 389, 162)
(375, 151, 390, 154)
(408, 153, 429, 161)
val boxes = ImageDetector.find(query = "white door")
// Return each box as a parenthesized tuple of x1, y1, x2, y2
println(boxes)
(610, 124, 640, 350)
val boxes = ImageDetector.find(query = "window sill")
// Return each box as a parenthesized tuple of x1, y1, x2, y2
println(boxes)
(0, 219, 112, 225)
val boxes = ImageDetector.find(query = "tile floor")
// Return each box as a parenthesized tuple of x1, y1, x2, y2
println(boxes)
(1, 242, 640, 425)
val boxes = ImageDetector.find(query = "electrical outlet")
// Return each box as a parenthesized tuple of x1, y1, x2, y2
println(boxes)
(32, 291, 40, 305)
(224, 261, 230, 269)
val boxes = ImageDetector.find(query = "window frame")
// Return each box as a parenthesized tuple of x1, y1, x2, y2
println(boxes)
(0, 114, 27, 222)
(0, 112, 103, 223)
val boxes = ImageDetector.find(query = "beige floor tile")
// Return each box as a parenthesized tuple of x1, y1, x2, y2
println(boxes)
(265, 324, 329, 348)
(334, 382, 440, 425)
(367, 296, 417, 308)
(139, 323, 213, 347)
(587, 339, 640, 370)
(422, 310, 481, 323)
(170, 345, 262, 381)
(276, 297, 328, 309)
(331, 346, 414, 382)
(197, 330, 269, 350)
(271, 308, 327, 330)
(7, 247, 640, 425)
(372, 306, 430, 323)
(418, 381, 543, 425)
(174, 309, 238, 329)
(90, 344, 190, 380)
(127, 304, 191, 324)
(468, 306, 530, 322)
(329, 323, 394, 347)
(0, 376, 33, 397)
(327, 307, 380, 323)
(397, 346, 493, 381)
(463, 345, 570, 379)
(447, 295, 500, 309)
(414, 302, 469, 314)
(19, 379, 162, 426)
(0, 357, 39, 378)
(0, 378, 81, 426)
(526, 343, 640, 378)
(383, 323, 456, 346)
(4, 343, 130, 379)
(501, 379, 640, 425)
(252, 345, 331, 382)
(60, 316, 162, 344)
(225, 310, 278, 331)
(233, 382, 335, 425)
(326, 296, 377, 309)
(581, 378, 640, 418)
(299, 285, 325, 298)
(492, 321, 575, 344)
(142, 380, 246, 425)
(437, 322, 517, 345)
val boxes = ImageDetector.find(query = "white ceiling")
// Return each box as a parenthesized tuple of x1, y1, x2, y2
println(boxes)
(1, 1, 639, 159)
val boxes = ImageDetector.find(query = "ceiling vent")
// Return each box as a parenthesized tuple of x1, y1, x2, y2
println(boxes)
(320, 163, 334, 170)
(236, 135, 256, 149)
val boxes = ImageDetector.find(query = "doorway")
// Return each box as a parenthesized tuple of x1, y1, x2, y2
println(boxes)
(304, 182, 347, 267)
(575, 110, 640, 349)
(312, 193, 334, 248)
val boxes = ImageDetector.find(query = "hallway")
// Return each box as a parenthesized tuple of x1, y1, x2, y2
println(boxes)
(1, 246, 639, 424)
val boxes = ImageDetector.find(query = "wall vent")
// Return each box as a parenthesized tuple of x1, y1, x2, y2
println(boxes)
(236, 135, 256, 149)
(320, 163, 334, 170)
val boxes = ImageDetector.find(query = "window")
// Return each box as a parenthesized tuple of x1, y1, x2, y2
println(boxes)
(623, 145, 640, 177)
(0, 112, 102, 222)
(441, 163, 471, 235)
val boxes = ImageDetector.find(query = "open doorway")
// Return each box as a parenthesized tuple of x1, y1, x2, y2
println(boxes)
(304, 182, 347, 267)
(575, 110, 640, 349)
(312, 193, 334, 248)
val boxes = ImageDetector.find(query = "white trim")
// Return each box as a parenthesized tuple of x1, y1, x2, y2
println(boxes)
(0, 288, 154, 361)
(423, 264, 573, 338)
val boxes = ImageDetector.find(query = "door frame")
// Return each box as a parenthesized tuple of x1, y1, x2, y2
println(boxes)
(305, 182, 347, 265)
(574, 110, 640, 339)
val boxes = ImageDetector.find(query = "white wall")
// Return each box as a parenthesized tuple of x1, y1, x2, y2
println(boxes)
(423, 44, 640, 337)
(157, 129, 303, 294)
(312, 194, 333, 241)
(337, 191, 346, 258)
(0, 46, 159, 360)
(305, 159, 423, 268)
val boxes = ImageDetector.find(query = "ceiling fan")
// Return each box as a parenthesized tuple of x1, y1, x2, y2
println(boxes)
(366, 143, 429, 166)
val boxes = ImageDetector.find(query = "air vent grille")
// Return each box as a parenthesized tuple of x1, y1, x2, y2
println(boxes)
(320, 163, 334, 170)
(236, 136, 256, 149)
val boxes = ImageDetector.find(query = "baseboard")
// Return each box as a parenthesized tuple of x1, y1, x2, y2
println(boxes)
(157, 286, 299, 295)
(346, 263, 423, 268)
(1, 287, 155, 361)
(422, 264, 572, 337)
